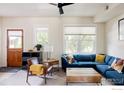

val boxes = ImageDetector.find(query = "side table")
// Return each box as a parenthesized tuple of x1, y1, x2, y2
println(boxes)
(43, 59, 59, 71)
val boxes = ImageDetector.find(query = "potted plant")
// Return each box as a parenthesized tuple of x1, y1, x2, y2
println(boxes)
(34, 44, 43, 51)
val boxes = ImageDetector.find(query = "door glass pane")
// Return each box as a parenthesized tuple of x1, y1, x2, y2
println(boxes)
(8, 31, 22, 48)
(8, 31, 22, 36)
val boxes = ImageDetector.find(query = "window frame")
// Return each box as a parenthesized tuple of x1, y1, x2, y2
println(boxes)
(33, 25, 49, 46)
(63, 24, 97, 54)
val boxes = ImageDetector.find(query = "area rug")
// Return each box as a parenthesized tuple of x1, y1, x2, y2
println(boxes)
(0, 67, 21, 73)
(0, 69, 113, 86)
(0, 72, 15, 82)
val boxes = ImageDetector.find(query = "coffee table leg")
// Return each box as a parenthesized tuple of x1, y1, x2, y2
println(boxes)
(99, 79, 102, 85)
(58, 64, 59, 71)
(97, 82, 102, 86)
(66, 82, 68, 85)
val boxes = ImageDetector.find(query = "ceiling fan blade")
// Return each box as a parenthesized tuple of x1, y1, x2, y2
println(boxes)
(49, 3, 58, 6)
(59, 7, 64, 14)
(61, 3, 74, 6)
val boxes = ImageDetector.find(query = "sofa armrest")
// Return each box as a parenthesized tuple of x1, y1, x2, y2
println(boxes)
(61, 56, 69, 69)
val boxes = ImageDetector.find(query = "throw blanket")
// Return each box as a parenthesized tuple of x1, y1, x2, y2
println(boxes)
(30, 64, 44, 76)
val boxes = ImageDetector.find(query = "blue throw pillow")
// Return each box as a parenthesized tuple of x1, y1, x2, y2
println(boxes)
(107, 57, 116, 65)
(105, 55, 112, 64)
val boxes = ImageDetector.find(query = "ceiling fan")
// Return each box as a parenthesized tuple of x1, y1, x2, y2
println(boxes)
(50, 3, 74, 15)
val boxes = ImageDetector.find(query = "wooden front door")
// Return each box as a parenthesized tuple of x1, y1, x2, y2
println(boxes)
(7, 29, 23, 67)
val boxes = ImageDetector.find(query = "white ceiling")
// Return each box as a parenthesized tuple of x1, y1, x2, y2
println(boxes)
(0, 3, 107, 17)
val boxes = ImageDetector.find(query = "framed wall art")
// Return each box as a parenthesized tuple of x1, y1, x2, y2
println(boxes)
(118, 18, 124, 40)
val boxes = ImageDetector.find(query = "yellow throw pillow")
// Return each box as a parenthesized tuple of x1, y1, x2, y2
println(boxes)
(95, 54, 105, 63)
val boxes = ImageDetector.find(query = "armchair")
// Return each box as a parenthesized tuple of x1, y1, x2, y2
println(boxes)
(26, 58, 53, 85)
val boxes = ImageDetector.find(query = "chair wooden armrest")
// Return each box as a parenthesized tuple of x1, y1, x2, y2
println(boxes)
(43, 62, 53, 74)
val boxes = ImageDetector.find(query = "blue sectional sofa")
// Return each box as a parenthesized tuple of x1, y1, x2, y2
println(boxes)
(61, 54, 124, 85)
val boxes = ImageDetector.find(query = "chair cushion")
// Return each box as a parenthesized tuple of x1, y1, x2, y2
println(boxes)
(30, 64, 44, 75)
(73, 54, 96, 62)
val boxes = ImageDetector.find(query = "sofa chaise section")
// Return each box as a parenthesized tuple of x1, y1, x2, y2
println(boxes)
(61, 54, 124, 85)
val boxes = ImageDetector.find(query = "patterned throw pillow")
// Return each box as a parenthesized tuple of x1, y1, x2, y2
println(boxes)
(95, 54, 105, 63)
(66, 55, 74, 64)
(112, 59, 124, 73)
(111, 59, 117, 68)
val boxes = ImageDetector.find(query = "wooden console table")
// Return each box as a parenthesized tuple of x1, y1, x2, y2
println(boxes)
(22, 51, 43, 66)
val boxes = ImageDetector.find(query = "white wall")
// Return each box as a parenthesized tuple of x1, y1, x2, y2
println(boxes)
(96, 23, 105, 54)
(105, 13, 124, 58)
(0, 17, 2, 66)
(0, 16, 105, 67)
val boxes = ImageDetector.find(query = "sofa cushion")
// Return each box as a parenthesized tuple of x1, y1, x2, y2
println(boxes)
(77, 61, 99, 65)
(106, 70, 124, 79)
(67, 61, 97, 68)
(96, 65, 110, 75)
(105, 70, 124, 85)
(73, 54, 96, 62)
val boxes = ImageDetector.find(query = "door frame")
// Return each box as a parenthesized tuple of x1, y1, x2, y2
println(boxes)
(7, 29, 24, 67)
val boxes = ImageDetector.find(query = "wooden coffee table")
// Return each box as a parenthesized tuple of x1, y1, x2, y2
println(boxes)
(66, 68, 102, 85)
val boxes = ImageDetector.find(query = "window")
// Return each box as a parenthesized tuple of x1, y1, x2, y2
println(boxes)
(64, 26, 96, 54)
(34, 27, 48, 45)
